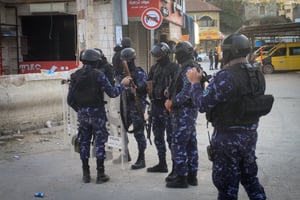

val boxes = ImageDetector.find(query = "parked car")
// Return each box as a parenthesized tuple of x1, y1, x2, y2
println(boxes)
(197, 53, 208, 62)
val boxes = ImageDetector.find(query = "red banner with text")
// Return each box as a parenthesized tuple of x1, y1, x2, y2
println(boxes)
(19, 60, 78, 74)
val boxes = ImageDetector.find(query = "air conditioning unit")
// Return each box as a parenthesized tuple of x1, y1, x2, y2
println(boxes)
(29, 3, 66, 13)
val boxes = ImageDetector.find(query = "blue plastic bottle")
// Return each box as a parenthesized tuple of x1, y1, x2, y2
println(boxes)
(34, 192, 44, 198)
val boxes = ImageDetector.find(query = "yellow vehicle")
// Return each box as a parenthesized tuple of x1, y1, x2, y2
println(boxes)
(256, 42, 300, 74)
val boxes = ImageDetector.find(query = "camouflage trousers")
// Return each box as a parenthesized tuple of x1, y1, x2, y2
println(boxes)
(77, 108, 108, 160)
(211, 129, 266, 200)
(171, 107, 198, 176)
(152, 103, 172, 159)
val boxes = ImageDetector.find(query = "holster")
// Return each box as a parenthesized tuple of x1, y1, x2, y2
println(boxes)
(206, 145, 215, 162)
(72, 134, 81, 153)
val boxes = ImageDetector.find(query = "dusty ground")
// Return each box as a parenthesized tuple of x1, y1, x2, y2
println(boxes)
(0, 65, 299, 200)
(0, 126, 67, 161)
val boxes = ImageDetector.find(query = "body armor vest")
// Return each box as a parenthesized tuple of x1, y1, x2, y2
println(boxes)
(207, 63, 271, 128)
(71, 66, 104, 108)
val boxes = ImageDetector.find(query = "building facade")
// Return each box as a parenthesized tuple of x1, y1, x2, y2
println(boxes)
(0, 0, 187, 75)
(186, 0, 222, 55)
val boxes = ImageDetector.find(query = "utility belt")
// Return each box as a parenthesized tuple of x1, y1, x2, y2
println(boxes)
(172, 99, 194, 109)
(215, 124, 258, 134)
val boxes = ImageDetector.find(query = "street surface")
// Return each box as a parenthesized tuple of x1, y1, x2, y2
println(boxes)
(0, 61, 299, 200)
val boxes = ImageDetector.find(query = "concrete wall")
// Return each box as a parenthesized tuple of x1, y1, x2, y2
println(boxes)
(0, 72, 71, 133)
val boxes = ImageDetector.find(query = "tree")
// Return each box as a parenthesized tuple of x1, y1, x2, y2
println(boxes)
(210, 0, 244, 34)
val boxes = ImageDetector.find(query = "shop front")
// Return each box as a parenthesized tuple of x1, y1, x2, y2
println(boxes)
(126, 0, 184, 71)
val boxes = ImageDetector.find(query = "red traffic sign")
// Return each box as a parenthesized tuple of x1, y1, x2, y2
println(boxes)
(141, 7, 163, 30)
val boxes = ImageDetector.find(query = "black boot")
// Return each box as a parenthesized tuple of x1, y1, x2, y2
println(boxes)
(166, 175, 188, 188)
(165, 160, 176, 182)
(82, 159, 91, 183)
(147, 157, 168, 173)
(131, 152, 145, 170)
(187, 173, 198, 186)
(96, 159, 109, 184)
(112, 151, 131, 164)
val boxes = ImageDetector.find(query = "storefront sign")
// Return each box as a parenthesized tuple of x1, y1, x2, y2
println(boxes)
(19, 61, 77, 74)
(141, 7, 163, 30)
(127, 0, 159, 17)
(199, 30, 223, 40)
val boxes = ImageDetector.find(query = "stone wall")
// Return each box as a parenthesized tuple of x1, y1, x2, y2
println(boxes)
(0, 72, 71, 133)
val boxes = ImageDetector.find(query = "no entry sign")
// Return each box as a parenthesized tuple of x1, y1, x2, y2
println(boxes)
(141, 7, 163, 30)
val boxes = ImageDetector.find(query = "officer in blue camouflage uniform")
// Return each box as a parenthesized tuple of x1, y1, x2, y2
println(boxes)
(120, 47, 148, 170)
(146, 42, 179, 174)
(67, 49, 131, 184)
(164, 41, 199, 188)
(186, 34, 267, 199)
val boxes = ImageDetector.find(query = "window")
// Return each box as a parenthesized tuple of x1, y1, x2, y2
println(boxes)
(199, 16, 215, 27)
(273, 48, 286, 57)
(290, 47, 300, 55)
(259, 6, 265, 15)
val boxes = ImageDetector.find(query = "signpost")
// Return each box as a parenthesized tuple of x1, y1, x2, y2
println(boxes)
(141, 7, 163, 30)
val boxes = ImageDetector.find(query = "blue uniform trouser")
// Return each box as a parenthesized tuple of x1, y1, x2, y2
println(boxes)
(211, 129, 266, 200)
(127, 101, 147, 153)
(152, 102, 172, 159)
(78, 108, 108, 160)
(171, 107, 198, 176)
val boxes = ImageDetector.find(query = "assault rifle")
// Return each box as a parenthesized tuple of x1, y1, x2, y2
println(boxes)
(122, 61, 149, 137)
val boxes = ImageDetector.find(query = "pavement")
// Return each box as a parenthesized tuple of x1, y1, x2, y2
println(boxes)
(0, 61, 300, 200)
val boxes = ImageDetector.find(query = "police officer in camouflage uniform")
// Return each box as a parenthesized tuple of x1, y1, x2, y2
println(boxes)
(120, 47, 148, 170)
(186, 33, 267, 199)
(165, 41, 199, 188)
(146, 42, 179, 173)
(67, 49, 131, 184)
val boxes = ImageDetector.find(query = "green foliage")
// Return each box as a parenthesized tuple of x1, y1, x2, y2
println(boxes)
(210, 0, 244, 34)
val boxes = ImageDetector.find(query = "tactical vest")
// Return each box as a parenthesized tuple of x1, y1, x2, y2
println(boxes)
(152, 62, 177, 101)
(169, 59, 200, 101)
(207, 63, 274, 127)
(71, 66, 104, 108)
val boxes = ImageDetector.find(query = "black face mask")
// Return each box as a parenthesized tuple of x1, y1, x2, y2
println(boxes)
(175, 52, 190, 64)
(157, 56, 170, 65)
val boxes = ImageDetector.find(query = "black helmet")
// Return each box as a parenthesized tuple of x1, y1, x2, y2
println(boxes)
(80, 49, 102, 62)
(174, 41, 194, 64)
(221, 33, 250, 64)
(94, 48, 105, 60)
(120, 48, 136, 61)
(151, 42, 171, 58)
(121, 37, 132, 48)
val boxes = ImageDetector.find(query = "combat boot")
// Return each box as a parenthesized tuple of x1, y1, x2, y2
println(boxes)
(166, 175, 188, 188)
(165, 160, 176, 182)
(131, 152, 145, 170)
(96, 159, 109, 184)
(112, 151, 131, 164)
(187, 173, 198, 186)
(147, 157, 168, 173)
(82, 159, 91, 183)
